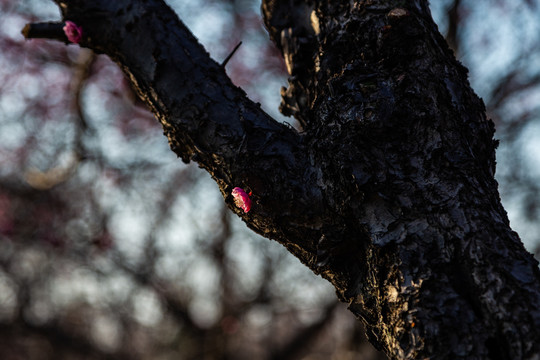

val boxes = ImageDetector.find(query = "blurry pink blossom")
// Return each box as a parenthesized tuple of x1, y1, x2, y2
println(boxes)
(63, 21, 83, 44)
(232, 187, 251, 213)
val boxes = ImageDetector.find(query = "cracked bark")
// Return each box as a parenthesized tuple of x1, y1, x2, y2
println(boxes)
(24, 0, 540, 358)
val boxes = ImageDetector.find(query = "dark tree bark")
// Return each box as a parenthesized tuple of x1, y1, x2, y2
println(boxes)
(24, 0, 540, 358)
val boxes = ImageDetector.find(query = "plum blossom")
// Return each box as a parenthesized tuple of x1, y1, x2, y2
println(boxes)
(232, 187, 251, 213)
(63, 21, 83, 44)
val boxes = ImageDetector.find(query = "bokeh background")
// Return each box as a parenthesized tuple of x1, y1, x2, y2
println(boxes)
(0, 0, 539, 359)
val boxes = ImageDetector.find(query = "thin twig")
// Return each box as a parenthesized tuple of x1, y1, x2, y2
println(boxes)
(221, 41, 242, 67)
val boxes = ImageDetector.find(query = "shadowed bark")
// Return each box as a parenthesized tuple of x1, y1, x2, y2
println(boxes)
(23, 0, 540, 358)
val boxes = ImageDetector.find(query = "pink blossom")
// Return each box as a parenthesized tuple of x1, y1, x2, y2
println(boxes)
(63, 21, 83, 44)
(232, 187, 251, 213)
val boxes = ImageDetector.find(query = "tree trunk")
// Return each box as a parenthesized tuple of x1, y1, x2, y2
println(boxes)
(24, 0, 540, 358)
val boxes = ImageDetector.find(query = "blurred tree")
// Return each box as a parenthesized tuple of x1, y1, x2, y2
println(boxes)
(1, 0, 540, 359)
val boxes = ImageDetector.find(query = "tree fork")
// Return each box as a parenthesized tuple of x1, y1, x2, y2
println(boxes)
(23, 0, 540, 358)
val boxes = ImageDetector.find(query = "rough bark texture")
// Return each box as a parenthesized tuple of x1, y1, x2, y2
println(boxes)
(25, 0, 540, 359)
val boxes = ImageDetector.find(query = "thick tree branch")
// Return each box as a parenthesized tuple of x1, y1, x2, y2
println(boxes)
(24, 0, 326, 265)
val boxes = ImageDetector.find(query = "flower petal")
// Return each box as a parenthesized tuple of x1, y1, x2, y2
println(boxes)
(63, 21, 83, 44)
(232, 187, 252, 213)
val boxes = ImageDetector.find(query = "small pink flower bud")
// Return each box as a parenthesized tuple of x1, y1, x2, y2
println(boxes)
(232, 187, 252, 213)
(63, 21, 83, 44)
